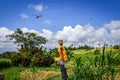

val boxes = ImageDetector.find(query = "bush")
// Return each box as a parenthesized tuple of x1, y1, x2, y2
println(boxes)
(0, 58, 12, 69)
(11, 52, 54, 67)
(11, 53, 31, 67)
(30, 53, 54, 67)
(48, 48, 59, 57)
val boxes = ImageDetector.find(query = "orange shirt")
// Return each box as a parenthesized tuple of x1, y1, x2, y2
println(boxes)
(58, 45, 67, 61)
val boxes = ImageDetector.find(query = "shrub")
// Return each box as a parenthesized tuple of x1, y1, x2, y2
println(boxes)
(48, 48, 59, 57)
(0, 58, 12, 69)
(30, 53, 54, 67)
(11, 52, 54, 67)
(11, 52, 31, 67)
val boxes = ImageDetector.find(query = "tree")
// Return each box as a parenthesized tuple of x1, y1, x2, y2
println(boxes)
(6, 28, 47, 50)
(113, 44, 120, 49)
(6, 29, 54, 67)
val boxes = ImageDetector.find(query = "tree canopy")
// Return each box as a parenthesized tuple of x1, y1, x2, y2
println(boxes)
(6, 28, 47, 49)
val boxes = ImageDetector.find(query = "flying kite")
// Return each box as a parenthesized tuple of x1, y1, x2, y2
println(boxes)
(35, 15, 43, 19)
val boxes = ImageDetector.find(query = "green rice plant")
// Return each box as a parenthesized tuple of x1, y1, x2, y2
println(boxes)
(72, 55, 98, 80)
(97, 45, 106, 80)
(72, 57, 82, 80)
(66, 49, 74, 61)
(107, 52, 118, 66)
(94, 48, 100, 55)
(72, 44, 118, 80)
(105, 49, 118, 80)
(85, 57, 98, 80)
(97, 44, 118, 80)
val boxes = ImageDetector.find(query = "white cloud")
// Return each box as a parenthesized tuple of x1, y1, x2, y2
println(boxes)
(94, 28, 108, 41)
(44, 20, 51, 25)
(0, 27, 13, 41)
(104, 20, 120, 45)
(40, 29, 53, 40)
(55, 24, 95, 43)
(55, 22, 119, 47)
(110, 29, 120, 44)
(34, 4, 43, 12)
(0, 20, 120, 53)
(28, 4, 46, 12)
(21, 27, 39, 33)
(104, 20, 120, 30)
(0, 27, 16, 53)
(20, 13, 29, 18)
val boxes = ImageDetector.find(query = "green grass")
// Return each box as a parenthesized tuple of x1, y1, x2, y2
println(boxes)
(0, 66, 60, 80)
(1, 67, 23, 80)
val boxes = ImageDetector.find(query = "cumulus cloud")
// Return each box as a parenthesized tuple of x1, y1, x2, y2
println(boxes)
(104, 20, 120, 45)
(55, 24, 95, 43)
(20, 13, 29, 18)
(0, 27, 16, 53)
(28, 4, 46, 12)
(0, 20, 120, 53)
(104, 20, 120, 30)
(55, 22, 120, 47)
(21, 27, 39, 33)
(40, 29, 53, 40)
(0, 27, 13, 41)
(110, 29, 120, 44)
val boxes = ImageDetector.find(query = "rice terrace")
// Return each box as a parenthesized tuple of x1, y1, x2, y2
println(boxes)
(0, 0, 120, 80)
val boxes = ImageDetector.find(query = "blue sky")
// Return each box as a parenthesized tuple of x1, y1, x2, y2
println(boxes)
(0, 0, 120, 31)
(0, 0, 120, 53)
